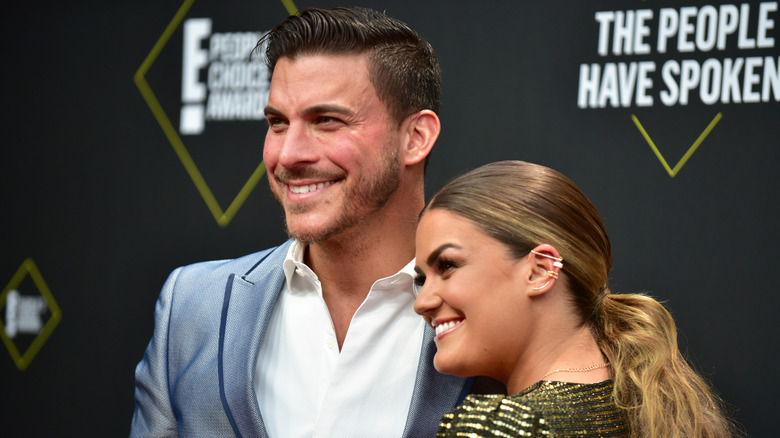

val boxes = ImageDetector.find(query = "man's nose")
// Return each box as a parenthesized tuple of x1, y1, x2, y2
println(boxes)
(277, 123, 318, 169)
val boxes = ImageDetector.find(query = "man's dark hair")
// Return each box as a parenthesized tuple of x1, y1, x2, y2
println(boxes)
(257, 7, 441, 127)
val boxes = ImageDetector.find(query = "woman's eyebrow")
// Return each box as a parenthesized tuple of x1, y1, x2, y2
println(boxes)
(425, 243, 461, 266)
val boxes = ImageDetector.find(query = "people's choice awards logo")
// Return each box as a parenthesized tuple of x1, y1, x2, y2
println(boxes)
(0, 259, 62, 371)
(135, 0, 298, 226)
(577, 2, 778, 177)
(180, 20, 268, 135)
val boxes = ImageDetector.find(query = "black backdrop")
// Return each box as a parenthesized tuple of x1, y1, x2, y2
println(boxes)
(2, 0, 778, 436)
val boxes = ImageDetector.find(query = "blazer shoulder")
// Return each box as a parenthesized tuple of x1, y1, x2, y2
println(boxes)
(181, 240, 291, 276)
(166, 240, 292, 297)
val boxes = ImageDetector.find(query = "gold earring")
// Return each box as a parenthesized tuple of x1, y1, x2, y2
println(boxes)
(532, 269, 560, 291)
(532, 280, 551, 291)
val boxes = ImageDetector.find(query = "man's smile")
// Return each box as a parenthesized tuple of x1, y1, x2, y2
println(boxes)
(287, 179, 339, 194)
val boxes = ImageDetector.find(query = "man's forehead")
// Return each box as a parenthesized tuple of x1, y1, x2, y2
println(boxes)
(268, 54, 372, 95)
(266, 54, 382, 114)
(273, 52, 370, 73)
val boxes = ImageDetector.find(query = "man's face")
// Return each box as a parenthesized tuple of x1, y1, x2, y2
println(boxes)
(263, 54, 404, 243)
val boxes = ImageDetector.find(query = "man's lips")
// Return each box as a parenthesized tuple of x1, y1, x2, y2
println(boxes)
(287, 179, 337, 194)
(432, 319, 464, 340)
(273, 167, 345, 195)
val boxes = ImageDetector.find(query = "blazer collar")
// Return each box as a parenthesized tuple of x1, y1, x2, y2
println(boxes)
(402, 325, 472, 437)
(219, 241, 291, 438)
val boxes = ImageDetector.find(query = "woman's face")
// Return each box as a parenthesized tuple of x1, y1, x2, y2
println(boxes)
(414, 209, 536, 382)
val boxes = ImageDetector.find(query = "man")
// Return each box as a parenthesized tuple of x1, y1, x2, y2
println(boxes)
(131, 7, 473, 438)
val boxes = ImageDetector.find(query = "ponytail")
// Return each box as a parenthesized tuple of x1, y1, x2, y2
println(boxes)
(592, 291, 739, 438)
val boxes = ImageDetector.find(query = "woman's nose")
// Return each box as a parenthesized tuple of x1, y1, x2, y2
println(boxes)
(413, 282, 442, 319)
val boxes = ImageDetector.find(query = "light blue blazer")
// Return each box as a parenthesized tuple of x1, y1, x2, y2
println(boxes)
(130, 240, 472, 437)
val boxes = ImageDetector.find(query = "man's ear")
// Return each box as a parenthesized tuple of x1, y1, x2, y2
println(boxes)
(527, 244, 563, 296)
(401, 110, 440, 166)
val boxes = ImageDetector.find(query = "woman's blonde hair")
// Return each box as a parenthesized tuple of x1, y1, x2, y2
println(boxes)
(423, 160, 738, 437)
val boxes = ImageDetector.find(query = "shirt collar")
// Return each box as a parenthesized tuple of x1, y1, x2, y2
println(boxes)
(282, 239, 312, 285)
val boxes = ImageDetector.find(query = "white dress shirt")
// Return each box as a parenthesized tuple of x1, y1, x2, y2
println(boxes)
(255, 240, 425, 438)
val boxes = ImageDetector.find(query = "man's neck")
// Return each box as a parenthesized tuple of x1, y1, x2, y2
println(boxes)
(306, 216, 417, 297)
(306, 173, 424, 295)
(302, 189, 423, 349)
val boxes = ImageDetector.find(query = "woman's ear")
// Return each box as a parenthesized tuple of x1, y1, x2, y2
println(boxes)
(526, 244, 563, 296)
(401, 110, 440, 166)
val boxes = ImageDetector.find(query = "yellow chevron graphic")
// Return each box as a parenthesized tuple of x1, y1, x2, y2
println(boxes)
(632, 112, 722, 178)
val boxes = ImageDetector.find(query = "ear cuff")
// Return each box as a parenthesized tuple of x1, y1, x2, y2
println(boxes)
(530, 250, 564, 291)
(530, 250, 564, 269)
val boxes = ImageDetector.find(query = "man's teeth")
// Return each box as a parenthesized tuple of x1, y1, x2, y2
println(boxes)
(435, 320, 463, 336)
(289, 181, 333, 194)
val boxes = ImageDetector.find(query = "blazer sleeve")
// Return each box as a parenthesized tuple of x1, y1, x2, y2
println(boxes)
(129, 267, 182, 438)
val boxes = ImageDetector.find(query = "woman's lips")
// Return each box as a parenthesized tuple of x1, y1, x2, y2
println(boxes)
(433, 319, 464, 341)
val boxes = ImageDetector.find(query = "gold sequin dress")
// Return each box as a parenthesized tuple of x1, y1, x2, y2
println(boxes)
(437, 380, 630, 437)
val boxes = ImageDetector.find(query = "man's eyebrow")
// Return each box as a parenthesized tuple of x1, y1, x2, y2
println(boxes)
(264, 104, 355, 119)
(425, 243, 461, 266)
(264, 105, 283, 117)
(302, 104, 355, 117)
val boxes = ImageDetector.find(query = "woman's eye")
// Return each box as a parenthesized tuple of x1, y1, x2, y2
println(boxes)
(437, 260, 457, 273)
(413, 275, 425, 293)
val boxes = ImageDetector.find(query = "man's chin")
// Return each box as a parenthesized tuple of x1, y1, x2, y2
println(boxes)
(285, 222, 333, 243)
(285, 215, 356, 244)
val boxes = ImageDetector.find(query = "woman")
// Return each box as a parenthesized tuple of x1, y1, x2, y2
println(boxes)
(413, 161, 738, 437)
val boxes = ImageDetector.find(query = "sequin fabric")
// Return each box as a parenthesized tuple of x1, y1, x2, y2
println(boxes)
(437, 380, 630, 437)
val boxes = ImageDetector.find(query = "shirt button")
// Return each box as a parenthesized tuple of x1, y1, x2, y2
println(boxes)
(327, 337, 336, 349)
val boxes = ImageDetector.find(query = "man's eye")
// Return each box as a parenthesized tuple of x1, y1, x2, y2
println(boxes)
(318, 115, 348, 125)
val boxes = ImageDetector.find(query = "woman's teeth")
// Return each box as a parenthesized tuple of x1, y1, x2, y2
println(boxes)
(435, 320, 463, 336)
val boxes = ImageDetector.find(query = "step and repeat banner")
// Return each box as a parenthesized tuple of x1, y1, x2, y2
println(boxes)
(2, 0, 778, 435)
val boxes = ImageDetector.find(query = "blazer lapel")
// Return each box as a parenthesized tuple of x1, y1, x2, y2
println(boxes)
(219, 242, 291, 438)
(402, 325, 472, 437)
